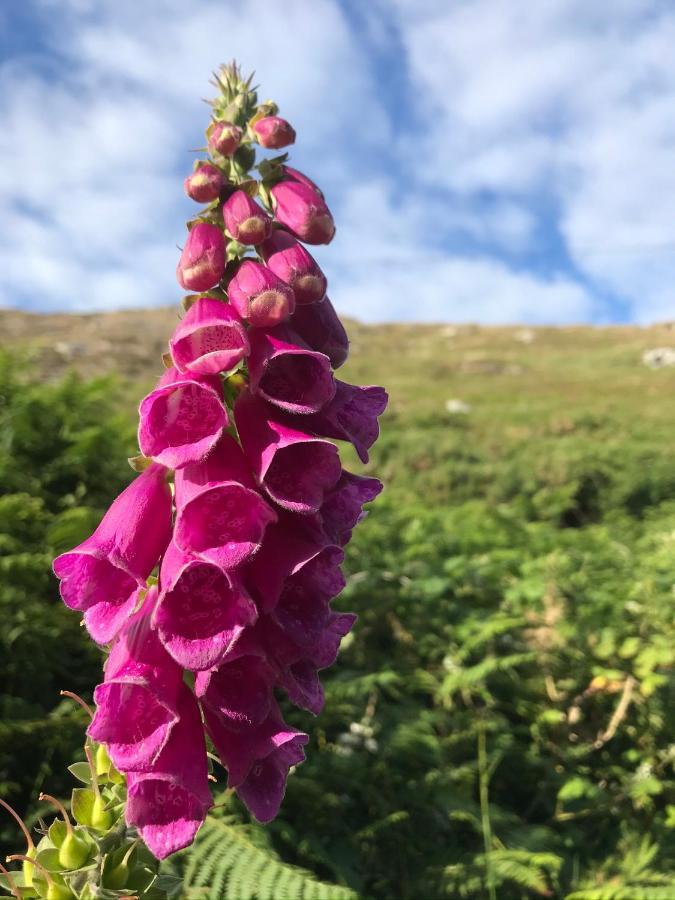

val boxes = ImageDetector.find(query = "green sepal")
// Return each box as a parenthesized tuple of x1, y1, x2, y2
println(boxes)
(36, 847, 64, 872)
(48, 818, 67, 849)
(233, 144, 256, 173)
(67, 762, 92, 785)
(71, 788, 95, 827)
(226, 240, 248, 262)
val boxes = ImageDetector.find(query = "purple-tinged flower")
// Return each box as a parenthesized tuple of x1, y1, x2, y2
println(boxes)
(196, 654, 274, 733)
(262, 232, 327, 305)
(88, 590, 184, 773)
(176, 223, 226, 292)
(253, 116, 296, 149)
(204, 704, 308, 823)
(283, 166, 323, 197)
(303, 381, 388, 463)
(126, 682, 212, 859)
(154, 540, 257, 671)
(138, 366, 228, 469)
(248, 326, 335, 414)
(290, 297, 349, 369)
(235, 392, 341, 514)
(245, 519, 344, 617)
(184, 163, 225, 203)
(169, 297, 249, 376)
(174, 434, 277, 570)
(320, 471, 384, 545)
(208, 121, 242, 157)
(227, 259, 296, 328)
(270, 180, 335, 245)
(222, 190, 272, 245)
(52, 465, 172, 644)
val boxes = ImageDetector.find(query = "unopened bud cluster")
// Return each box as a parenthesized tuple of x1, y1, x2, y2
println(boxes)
(45, 63, 387, 866)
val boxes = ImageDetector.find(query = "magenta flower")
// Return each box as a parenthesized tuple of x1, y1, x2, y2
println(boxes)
(176, 223, 226, 292)
(248, 326, 335, 414)
(228, 259, 296, 327)
(204, 704, 308, 823)
(154, 540, 257, 671)
(126, 682, 212, 859)
(253, 116, 296, 149)
(208, 121, 242, 157)
(52, 464, 172, 644)
(138, 366, 228, 469)
(271, 180, 335, 245)
(174, 434, 277, 570)
(88, 590, 183, 773)
(304, 381, 388, 463)
(223, 190, 272, 245)
(235, 392, 341, 513)
(290, 297, 349, 368)
(169, 297, 249, 376)
(283, 166, 323, 196)
(320, 471, 384, 545)
(263, 232, 327, 305)
(196, 653, 274, 732)
(184, 163, 225, 203)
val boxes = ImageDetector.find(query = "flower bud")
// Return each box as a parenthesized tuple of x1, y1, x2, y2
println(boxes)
(263, 232, 327, 304)
(222, 190, 272, 245)
(252, 116, 296, 149)
(227, 259, 295, 327)
(184, 163, 225, 203)
(283, 165, 323, 196)
(208, 121, 242, 157)
(270, 180, 335, 245)
(176, 223, 226, 292)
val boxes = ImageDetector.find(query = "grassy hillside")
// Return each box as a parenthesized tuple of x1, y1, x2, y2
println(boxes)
(2, 311, 675, 898)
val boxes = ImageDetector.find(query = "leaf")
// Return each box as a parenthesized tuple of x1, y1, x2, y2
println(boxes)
(71, 787, 95, 827)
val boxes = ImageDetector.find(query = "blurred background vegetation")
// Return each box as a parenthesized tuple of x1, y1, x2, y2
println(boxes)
(1, 314, 675, 899)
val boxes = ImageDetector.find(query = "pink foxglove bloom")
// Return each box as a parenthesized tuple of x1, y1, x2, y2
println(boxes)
(253, 116, 296, 149)
(196, 653, 274, 732)
(223, 190, 272, 245)
(126, 682, 212, 859)
(270, 179, 335, 245)
(184, 163, 224, 203)
(174, 434, 276, 570)
(176, 223, 226, 292)
(263, 232, 327, 305)
(208, 121, 242, 157)
(88, 590, 183, 772)
(320, 471, 383, 545)
(290, 297, 349, 368)
(248, 326, 335, 414)
(283, 166, 323, 196)
(154, 540, 257, 670)
(204, 704, 308, 823)
(138, 367, 228, 469)
(169, 297, 249, 376)
(227, 259, 295, 327)
(235, 392, 341, 513)
(52, 465, 172, 644)
(303, 381, 388, 463)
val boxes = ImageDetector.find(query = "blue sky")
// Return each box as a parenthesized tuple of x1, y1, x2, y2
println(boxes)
(1, 0, 675, 324)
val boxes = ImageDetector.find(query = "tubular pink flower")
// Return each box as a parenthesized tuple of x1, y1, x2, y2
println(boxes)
(207, 121, 242, 157)
(252, 116, 296, 149)
(222, 190, 272, 245)
(88, 589, 184, 773)
(126, 683, 212, 859)
(196, 653, 274, 733)
(176, 223, 226, 292)
(303, 381, 388, 464)
(227, 259, 295, 327)
(320, 471, 384, 545)
(235, 392, 341, 514)
(270, 180, 335, 245)
(184, 163, 224, 203)
(283, 166, 323, 196)
(169, 297, 250, 376)
(52, 464, 172, 644)
(248, 326, 335, 415)
(154, 540, 257, 671)
(262, 232, 327, 305)
(290, 297, 349, 368)
(174, 434, 277, 570)
(204, 704, 308, 823)
(138, 366, 228, 469)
